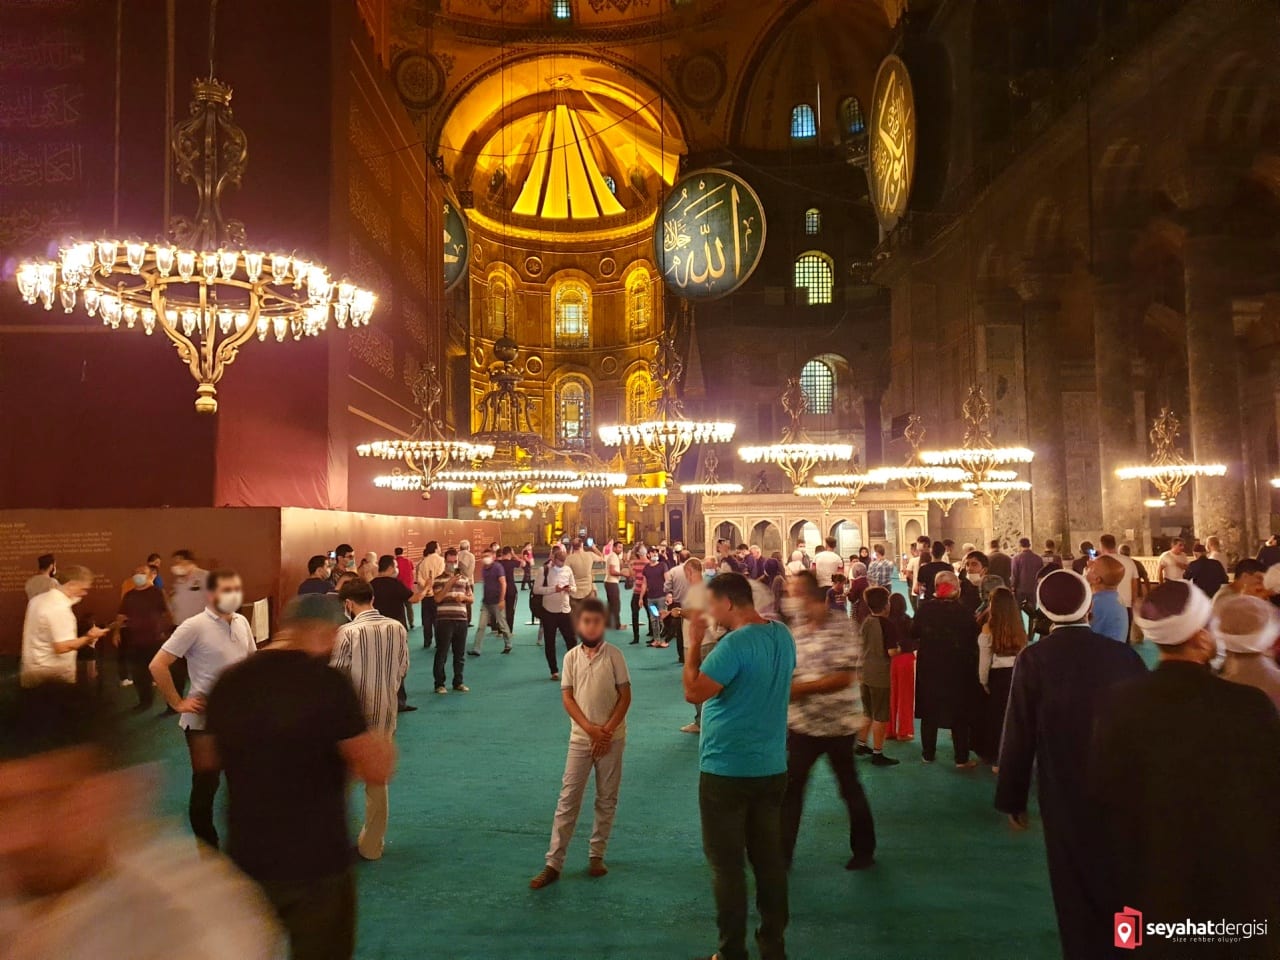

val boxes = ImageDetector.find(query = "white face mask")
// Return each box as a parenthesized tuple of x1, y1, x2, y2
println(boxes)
(215, 590, 243, 614)
(132, 573, 150, 587)
(968, 573, 983, 585)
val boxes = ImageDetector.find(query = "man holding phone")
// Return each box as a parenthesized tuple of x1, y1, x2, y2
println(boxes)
(541, 546, 577, 681)
(566, 538, 603, 621)
(20, 565, 108, 687)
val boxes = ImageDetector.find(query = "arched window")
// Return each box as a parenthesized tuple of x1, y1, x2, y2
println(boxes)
(603, 174, 617, 195)
(840, 97, 866, 135)
(626, 369, 654, 424)
(486, 275, 509, 339)
(790, 104, 817, 140)
(557, 377, 592, 448)
(804, 208, 822, 236)
(794, 252, 834, 305)
(551, 0, 572, 21)
(800, 359, 835, 415)
(554, 279, 591, 348)
(626, 268, 651, 336)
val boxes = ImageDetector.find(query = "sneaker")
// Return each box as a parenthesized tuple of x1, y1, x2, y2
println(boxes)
(588, 857, 608, 878)
(680, 722, 701, 734)
(529, 866, 560, 890)
(955, 759, 978, 770)
(453, 684, 470, 693)
(435, 686, 448, 695)
(501, 646, 512, 654)
(119, 678, 133, 687)
(855, 742, 873, 756)
(871, 754, 900, 767)
(397, 704, 418, 713)
(467, 650, 481, 657)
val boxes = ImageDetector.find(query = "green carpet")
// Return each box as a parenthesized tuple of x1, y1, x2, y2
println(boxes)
(124, 591, 1074, 960)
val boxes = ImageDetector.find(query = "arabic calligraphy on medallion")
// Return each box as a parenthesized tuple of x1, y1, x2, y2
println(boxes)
(653, 168, 766, 300)
(443, 199, 469, 290)
(868, 55, 915, 232)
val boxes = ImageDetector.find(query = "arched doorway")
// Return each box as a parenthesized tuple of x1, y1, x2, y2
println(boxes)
(750, 520, 783, 555)
(715, 521, 743, 545)
(830, 519, 862, 557)
(789, 519, 822, 553)
(904, 518, 922, 544)
(579, 490, 609, 541)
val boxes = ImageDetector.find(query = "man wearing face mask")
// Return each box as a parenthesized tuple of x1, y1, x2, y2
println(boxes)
(20, 565, 108, 687)
(540, 546, 578, 681)
(149, 570, 256, 851)
(470, 548, 513, 656)
(116, 565, 171, 710)
(331, 544, 356, 584)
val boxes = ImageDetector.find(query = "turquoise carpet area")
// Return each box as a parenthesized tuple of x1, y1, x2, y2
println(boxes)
(122, 589, 1087, 960)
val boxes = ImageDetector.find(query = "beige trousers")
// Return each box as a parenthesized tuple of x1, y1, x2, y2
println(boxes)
(545, 738, 625, 871)
(358, 728, 395, 860)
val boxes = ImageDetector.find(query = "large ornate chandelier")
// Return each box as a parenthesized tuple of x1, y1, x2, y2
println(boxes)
(680, 448, 743, 504)
(1116, 408, 1225, 507)
(811, 471, 881, 505)
(597, 326, 734, 482)
(920, 385, 1033, 484)
(738, 377, 853, 487)
(916, 488, 974, 517)
(14, 14, 375, 415)
(358, 364, 494, 499)
(962, 469, 1032, 506)
(865, 414, 965, 493)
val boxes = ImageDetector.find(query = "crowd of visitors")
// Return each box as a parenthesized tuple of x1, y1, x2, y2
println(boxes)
(8, 527, 1280, 959)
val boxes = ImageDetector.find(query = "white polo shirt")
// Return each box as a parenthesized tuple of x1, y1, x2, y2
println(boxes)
(1158, 550, 1187, 582)
(20, 588, 80, 686)
(161, 608, 256, 730)
(542, 563, 575, 615)
(812, 549, 843, 587)
(560, 641, 631, 743)
(1110, 552, 1139, 607)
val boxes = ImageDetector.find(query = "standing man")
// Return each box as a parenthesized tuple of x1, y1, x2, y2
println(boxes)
(204, 594, 395, 960)
(540, 546, 578, 681)
(915, 540, 953, 601)
(149, 569, 256, 850)
(986, 539, 1012, 586)
(298, 556, 332, 595)
(117, 564, 171, 709)
(20, 565, 107, 686)
(332, 579, 409, 861)
(1257, 534, 1280, 568)
(24, 553, 57, 600)
(812, 536, 843, 588)
(431, 550, 473, 694)
(781, 571, 877, 871)
(330, 544, 356, 584)
(1009, 537, 1043, 611)
(866, 543, 895, 589)
(1094, 582, 1280, 953)
(371, 555, 426, 713)
(457, 540, 477, 624)
(530, 598, 632, 889)
(683, 573, 796, 960)
(1157, 537, 1188, 582)
(1185, 541, 1229, 599)
(470, 547, 514, 655)
(566, 538, 603, 619)
(416, 541, 445, 649)
(499, 546, 521, 634)
(393, 547, 416, 628)
(995, 568, 1146, 959)
(1097, 534, 1139, 638)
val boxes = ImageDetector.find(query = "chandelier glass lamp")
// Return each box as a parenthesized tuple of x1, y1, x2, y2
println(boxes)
(597, 327, 735, 484)
(613, 486, 668, 510)
(14, 10, 376, 415)
(919, 386, 1033, 484)
(680, 449, 743, 505)
(865, 415, 965, 493)
(738, 378, 854, 487)
(794, 486, 848, 516)
(962, 478, 1032, 506)
(811, 471, 881, 506)
(916, 488, 974, 517)
(359, 365, 494, 499)
(1115, 408, 1226, 507)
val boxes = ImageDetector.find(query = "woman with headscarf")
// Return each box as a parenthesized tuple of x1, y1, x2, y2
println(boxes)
(857, 546, 871, 567)
(754, 557, 784, 621)
(911, 570, 982, 767)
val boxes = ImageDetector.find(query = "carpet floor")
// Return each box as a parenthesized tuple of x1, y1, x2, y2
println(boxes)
(116, 588, 1143, 960)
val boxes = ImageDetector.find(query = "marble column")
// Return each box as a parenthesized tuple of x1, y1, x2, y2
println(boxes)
(1092, 278, 1147, 547)
(1016, 273, 1069, 548)
(1184, 233, 1248, 550)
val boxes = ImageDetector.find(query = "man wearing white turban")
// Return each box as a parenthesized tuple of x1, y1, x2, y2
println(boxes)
(995, 568, 1146, 959)
(1092, 581, 1280, 959)
(1217, 593, 1280, 711)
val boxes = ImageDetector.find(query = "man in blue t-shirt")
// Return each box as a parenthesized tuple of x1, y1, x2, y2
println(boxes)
(683, 572, 796, 960)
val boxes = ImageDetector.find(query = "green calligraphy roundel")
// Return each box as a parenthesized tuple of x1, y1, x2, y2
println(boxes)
(653, 168, 766, 301)
(443, 199, 469, 291)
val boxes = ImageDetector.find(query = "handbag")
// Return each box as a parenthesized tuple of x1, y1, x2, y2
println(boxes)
(623, 575, 635, 590)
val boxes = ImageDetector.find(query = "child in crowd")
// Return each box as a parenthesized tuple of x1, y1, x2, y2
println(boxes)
(826, 573, 849, 615)
(887, 591, 916, 741)
(857, 587, 900, 766)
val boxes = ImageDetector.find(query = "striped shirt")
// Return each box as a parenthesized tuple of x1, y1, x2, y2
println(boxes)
(434, 572, 472, 620)
(866, 557, 895, 587)
(331, 610, 409, 734)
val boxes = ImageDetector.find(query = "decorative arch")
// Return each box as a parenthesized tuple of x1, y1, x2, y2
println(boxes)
(790, 103, 817, 139)
(1095, 138, 1145, 213)
(794, 250, 834, 305)
(1196, 52, 1276, 146)
(799, 357, 836, 415)
(551, 276, 592, 348)
(839, 96, 865, 136)
(804, 207, 822, 235)
(750, 520, 784, 553)
(483, 263, 521, 340)
(622, 263, 654, 338)
(1023, 197, 1064, 260)
(555, 374, 593, 449)
(625, 367, 656, 424)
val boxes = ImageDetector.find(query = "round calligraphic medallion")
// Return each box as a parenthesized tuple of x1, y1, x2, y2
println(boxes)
(443, 199, 469, 291)
(653, 168, 766, 301)
(868, 55, 916, 232)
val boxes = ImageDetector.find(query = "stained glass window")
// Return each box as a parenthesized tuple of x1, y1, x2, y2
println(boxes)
(794, 252, 833, 305)
(841, 97, 866, 135)
(554, 280, 591, 347)
(557, 377, 591, 448)
(627, 370, 654, 424)
(551, 0, 572, 21)
(800, 359, 834, 415)
(627, 269, 651, 336)
(804, 208, 821, 235)
(487, 276, 508, 338)
(791, 104, 817, 139)
(603, 174, 617, 195)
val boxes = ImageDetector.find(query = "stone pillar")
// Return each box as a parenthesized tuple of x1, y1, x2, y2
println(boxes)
(1183, 232, 1248, 549)
(1092, 277, 1147, 546)
(1015, 271, 1069, 548)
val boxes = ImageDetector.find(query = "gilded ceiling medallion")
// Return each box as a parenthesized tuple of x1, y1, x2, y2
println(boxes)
(654, 168, 766, 301)
(868, 55, 916, 232)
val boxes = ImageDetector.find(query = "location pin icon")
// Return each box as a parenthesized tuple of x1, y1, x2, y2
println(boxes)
(1117, 922, 1132, 944)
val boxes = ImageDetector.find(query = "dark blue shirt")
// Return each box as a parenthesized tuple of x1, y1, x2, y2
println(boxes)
(481, 561, 506, 605)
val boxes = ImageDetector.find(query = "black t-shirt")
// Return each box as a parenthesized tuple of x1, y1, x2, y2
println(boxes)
(205, 650, 366, 883)
(500, 558, 520, 595)
(642, 562, 668, 600)
(918, 560, 952, 599)
(371, 576, 412, 626)
(118, 585, 168, 648)
(1186, 556, 1229, 599)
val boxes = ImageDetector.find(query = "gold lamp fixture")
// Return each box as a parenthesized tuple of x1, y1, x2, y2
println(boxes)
(1116, 408, 1226, 508)
(865, 414, 965, 493)
(358, 365, 494, 499)
(680, 448, 744, 505)
(14, 5, 375, 414)
(738, 377, 854, 487)
(920, 385, 1033, 484)
(613, 485, 668, 510)
(811, 471, 881, 506)
(916, 488, 974, 517)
